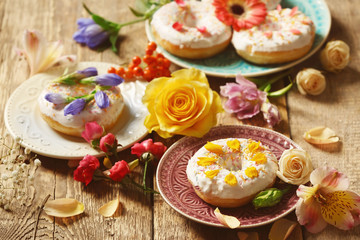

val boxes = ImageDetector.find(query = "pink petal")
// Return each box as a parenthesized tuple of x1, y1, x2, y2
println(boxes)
(289, 6, 299, 17)
(310, 167, 349, 192)
(175, 0, 186, 7)
(220, 83, 243, 98)
(235, 74, 258, 89)
(172, 22, 183, 31)
(197, 26, 207, 33)
(295, 198, 328, 233)
(296, 184, 319, 203)
(277, 4, 282, 12)
(320, 190, 360, 230)
(289, 29, 301, 35)
(23, 30, 46, 75)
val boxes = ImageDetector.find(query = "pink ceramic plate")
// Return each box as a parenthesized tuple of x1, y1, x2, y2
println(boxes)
(156, 125, 301, 228)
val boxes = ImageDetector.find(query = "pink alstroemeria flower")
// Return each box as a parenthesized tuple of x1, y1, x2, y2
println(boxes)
(296, 166, 360, 233)
(261, 100, 281, 127)
(19, 30, 76, 76)
(220, 74, 267, 120)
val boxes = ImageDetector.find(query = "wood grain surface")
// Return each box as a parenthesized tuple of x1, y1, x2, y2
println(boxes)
(0, 0, 359, 239)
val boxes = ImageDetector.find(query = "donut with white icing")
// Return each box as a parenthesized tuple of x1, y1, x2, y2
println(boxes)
(186, 138, 278, 208)
(38, 82, 125, 137)
(232, 7, 315, 64)
(151, 1, 232, 59)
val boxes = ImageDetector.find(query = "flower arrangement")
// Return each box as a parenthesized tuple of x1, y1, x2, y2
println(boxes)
(73, 122, 166, 193)
(44, 67, 124, 115)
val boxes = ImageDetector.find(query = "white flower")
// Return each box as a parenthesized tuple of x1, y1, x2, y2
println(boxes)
(296, 68, 326, 95)
(320, 40, 350, 73)
(18, 155, 25, 161)
(276, 149, 313, 185)
(24, 148, 31, 155)
(10, 149, 17, 155)
(2, 174, 9, 180)
(15, 136, 21, 143)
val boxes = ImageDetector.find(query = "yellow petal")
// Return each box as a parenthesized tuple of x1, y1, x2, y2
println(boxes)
(237, 232, 259, 240)
(43, 198, 84, 217)
(205, 169, 220, 179)
(204, 142, 224, 155)
(227, 139, 240, 151)
(245, 167, 259, 179)
(197, 157, 217, 166)
(224, 172, 237, 186)
(214, 207, 240, 229)
(268, 218, 303, 240)
(251, 152, 267, 164)
(98, 197, 121, 217)
(247, 141, 263, 153)
(303, 126, 339, 145)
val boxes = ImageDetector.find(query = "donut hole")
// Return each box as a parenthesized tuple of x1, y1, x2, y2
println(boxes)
(217, 153, 242, 171)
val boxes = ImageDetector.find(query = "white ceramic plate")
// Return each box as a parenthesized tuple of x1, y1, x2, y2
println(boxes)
(4, 62, 149, 160)
(145, 0, 331, 77)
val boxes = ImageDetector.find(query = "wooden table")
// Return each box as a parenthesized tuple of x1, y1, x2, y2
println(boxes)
(0, 0, 359, 239)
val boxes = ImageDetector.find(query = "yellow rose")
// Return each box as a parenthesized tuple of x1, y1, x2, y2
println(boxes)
(142, 68, 223, 138)
(276, 149, 313, 185)
(320, 40, 350, 73)
(296, 68, 326, 95)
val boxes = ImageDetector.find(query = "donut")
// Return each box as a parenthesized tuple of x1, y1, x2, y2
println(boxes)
(232, 7, 315, 64)
(38, 81, 125, 137)
(186, 138, 278, 208)
(151, 1, 232, 59)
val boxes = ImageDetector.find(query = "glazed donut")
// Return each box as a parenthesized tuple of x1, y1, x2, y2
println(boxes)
(186, 138, 278, 208)
(232, 7, 315, 64)
(151, 1, 232, 59)
(38, 82, 125, 137)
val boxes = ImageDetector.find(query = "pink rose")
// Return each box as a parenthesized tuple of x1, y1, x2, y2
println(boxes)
(100, 133, 117, 153)
(109, 160, 130, 181)
(131, 139, 167, 160)
(81, 122, 104, 143)
(73, 155, 100, 185)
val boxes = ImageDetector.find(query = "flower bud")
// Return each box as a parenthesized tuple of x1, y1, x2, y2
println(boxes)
(139, 152, 155, 164)
(320, 40, 350, 73)
(99, 133, 117, 153)
(296, 68, 326, 95)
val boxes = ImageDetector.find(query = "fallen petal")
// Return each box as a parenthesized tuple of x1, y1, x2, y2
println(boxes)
(268, 218, 303, 240)
(214, 207, 240, 229)
(43, 198, 84, 217)
(303, 126, 339, 145)
(98, 197, 121, 217)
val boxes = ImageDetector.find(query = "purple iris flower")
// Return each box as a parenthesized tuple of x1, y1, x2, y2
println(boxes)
(73, 18, 109, 49)
(64, 98, 86, 116)
(94, 91, 110, 109)
(77, 67, 98, 78)
(220, 74, 267, 120)
(44, 93, 66, 104)
(94, 74, 123, 86)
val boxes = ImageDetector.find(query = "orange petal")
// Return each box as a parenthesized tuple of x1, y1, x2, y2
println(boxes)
(98, 197, 122, 217)
(43, 198, 84, 218)
(214, 207, 240, 229)
(303, 126, 339, 145)
(268, 218, 303, 240)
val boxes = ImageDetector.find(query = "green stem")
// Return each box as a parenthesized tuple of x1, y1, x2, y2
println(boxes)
(259, 69, 292, 91)
(119, 17, 147, 28)
(143, 160, 148, 191)
(267, 82, 293, 97)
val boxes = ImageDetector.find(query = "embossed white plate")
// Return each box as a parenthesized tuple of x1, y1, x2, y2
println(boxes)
(4, 62, 149, 160)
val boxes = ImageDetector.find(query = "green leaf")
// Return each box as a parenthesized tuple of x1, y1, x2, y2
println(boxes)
(129, 6, 145, 17)
(83, 3, 120, 32)
(109, 33, 119, 53)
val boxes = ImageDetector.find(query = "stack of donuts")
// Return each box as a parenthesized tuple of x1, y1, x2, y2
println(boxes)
(151, 0, 315, 64)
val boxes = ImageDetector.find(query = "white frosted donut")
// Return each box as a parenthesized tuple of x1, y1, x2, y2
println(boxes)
(186, 138, 278, 208)
(38, 82, 125, 137)
(232, 7, 315, 64)
(151, 1, 232, 59)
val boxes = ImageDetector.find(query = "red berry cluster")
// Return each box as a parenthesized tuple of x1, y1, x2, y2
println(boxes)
(108, 42, 171, 82)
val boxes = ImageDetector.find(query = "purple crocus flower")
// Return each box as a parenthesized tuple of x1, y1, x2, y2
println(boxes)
(94, 91, 110, 109)
(64, 98, 86, 116)
(80, 73, 124, 86)
(44, 93, 66, 104)
(77, 67, 98, 78)
(73, 18, 109, 49)
(261, 101, 281, 127)
(220, 74, 267, 120)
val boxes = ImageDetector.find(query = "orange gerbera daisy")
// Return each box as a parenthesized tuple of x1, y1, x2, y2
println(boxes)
(213, 0, 267, 31)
